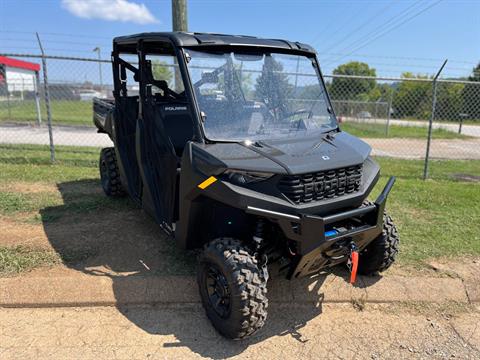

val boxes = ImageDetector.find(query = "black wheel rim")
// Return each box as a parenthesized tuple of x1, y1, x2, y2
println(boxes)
(100, 159, 109, 191)
(204, 264, 231, 319)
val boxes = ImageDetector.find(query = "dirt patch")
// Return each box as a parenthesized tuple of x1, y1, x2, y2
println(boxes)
(0, 182, 58, 194)
(0, 217, 49, 248)
(428, 257, 480, 278)
(452, 173, 480, 182)
(0, 180, 103, 196)
(1, 203, 479, 282)
(0, 206, 195, 278)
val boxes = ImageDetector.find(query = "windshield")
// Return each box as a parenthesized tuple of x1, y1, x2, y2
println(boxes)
(186, 50, 337, 142)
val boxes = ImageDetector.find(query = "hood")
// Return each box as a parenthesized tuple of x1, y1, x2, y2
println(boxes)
(195, 131, 371, 175)
(251, 131, 371, 174)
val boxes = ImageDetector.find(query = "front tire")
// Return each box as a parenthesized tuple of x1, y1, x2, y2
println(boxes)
(99, 147, 125, 197)
(358, 213, 399, 275)
(197, 238, 268, 339)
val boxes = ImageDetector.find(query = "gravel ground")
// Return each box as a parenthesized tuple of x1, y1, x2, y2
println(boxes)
(1, 303, 479, 359)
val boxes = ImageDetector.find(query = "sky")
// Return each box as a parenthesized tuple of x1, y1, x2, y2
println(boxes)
(0, 0, 479, 81)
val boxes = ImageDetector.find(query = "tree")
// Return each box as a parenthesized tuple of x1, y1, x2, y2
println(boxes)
(151, 61, 173, 85)
(436, 82, 464, 120)
(255, 57, 293, 116)
(392, 72, 431, 119)
(329, 61, 377, 101)
(461, 62, 480, 120)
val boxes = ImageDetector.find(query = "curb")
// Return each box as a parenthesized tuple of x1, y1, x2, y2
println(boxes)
(0, 273, 476, 308)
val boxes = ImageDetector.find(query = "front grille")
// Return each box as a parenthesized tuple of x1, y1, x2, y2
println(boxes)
(278, 165, 363, 204)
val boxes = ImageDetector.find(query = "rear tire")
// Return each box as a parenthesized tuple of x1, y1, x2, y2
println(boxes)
(358, 213, 399, 275)
(99, 147, 125, 197)
(197, 238, 268, 339)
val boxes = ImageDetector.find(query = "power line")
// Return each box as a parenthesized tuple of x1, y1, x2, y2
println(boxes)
(0, 30, 111, 40)
(322, 0, 425, 62)
(318, 1, 396, 53)
(324, 0, 444, 66)
(318, 52, 479, 65)
(0, 37, 110, 47)
(309, 1, 365, 47)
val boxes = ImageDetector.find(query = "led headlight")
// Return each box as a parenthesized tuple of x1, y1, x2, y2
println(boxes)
(223, 170, 274, 185)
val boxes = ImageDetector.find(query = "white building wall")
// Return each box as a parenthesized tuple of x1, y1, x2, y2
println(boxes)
(6, 67, 36, 93)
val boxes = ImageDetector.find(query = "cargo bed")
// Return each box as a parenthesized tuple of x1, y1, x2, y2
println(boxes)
(93, 97, 115, 135)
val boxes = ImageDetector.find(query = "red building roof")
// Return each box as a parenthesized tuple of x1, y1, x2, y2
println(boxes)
(0, 56, 40, 72)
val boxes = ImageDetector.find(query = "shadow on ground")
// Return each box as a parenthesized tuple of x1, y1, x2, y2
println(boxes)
(40, 179, 382, 358)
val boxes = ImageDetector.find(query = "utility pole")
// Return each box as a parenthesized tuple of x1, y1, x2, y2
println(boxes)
(172, 0, 188, 91)
(172, 0, 188, 32)
(93, 47, 103, 90)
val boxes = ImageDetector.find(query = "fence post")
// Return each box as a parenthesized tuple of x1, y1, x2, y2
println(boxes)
(34, 71, 42, 125)
(423, 59, 447, 180)
(5, 69, 12, 119)
(36, 33, 55, 163)
(385, 90, 393, 136)
(458, 113, 468, 134)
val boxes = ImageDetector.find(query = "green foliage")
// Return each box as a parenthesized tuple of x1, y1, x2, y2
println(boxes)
(461, 62, 480, 120)
(151, 60, 173, 83)
(330, 61, 377, 101)
(436, 82, 465, 120)
(392, 72, 432, 119)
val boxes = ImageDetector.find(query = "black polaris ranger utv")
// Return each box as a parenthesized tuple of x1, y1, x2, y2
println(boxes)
(93, 32, 399, 339)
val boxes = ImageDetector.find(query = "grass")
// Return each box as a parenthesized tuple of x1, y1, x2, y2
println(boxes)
(0, 246, 60, 275)
(0, 245, 99, 276)
(0, 100, 92, 126)
(341, 121, 470, 139)
(0, 144, 99, 183)
(0, 144, 479, 273)
(0, 144, 133, 222)
(372, 158, 480, 264)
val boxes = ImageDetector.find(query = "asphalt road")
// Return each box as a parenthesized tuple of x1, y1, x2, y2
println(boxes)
(2, 123, 480, 160)
(343, 117, 480, 138)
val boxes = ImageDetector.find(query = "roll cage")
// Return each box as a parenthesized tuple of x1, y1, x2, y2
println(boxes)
(111, 32, 324, 145)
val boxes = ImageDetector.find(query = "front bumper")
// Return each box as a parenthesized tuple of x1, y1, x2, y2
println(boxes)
(247, 176, 396, 279)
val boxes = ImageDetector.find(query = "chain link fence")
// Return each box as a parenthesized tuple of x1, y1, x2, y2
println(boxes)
(1, 53, 479, 179)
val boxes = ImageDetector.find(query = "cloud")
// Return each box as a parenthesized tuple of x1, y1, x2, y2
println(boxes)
(62, 0, 159, 24)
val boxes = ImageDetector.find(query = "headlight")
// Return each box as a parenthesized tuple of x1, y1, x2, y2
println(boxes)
(223, 170, 274, 185)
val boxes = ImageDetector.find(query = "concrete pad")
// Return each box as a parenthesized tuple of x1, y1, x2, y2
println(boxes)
(464, 280, 480, 303)
(0, 276, 197, 307)
(292, 273, 366, 303)
(145, 276, 198, 303)
(0, 273, 472, 308)
(361, 276, 468, 303)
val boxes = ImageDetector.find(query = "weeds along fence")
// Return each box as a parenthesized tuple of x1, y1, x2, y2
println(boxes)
(0, 53, 479, 179)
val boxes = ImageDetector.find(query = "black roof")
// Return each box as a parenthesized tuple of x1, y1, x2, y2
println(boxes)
(113, 32, 316, 54)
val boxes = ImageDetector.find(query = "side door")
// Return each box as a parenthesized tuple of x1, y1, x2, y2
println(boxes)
(111, 52, 142, 203)
(135, 42, 187, 229)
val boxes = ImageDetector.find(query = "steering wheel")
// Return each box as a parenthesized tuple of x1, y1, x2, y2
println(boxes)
(285, 108, 313, 120)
